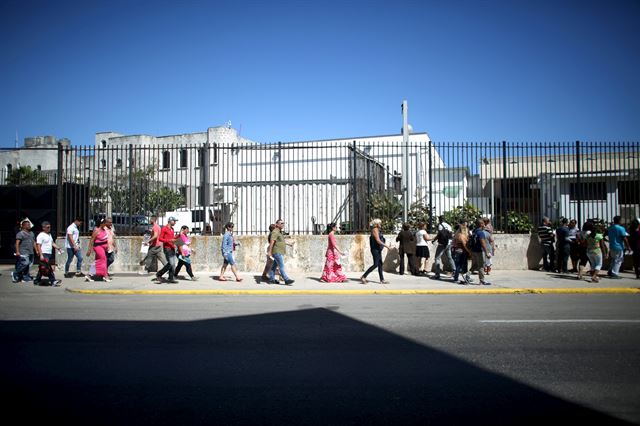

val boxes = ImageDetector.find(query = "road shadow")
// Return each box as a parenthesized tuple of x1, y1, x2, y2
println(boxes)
(0, 309, 631, 425)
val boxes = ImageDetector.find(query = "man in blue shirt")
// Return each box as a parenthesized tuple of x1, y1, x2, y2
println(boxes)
(470, 219, 492, 285)
(607, 216, 630, 279)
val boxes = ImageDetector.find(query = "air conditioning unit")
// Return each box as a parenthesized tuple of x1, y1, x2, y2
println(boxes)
(213, 188, 225, 203)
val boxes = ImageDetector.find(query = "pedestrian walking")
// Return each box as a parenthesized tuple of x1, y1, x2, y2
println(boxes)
(104, 217, 117, 276)
(575, 221, 591, 280)
(607, 215, 630, 279)
(452, 221, 473, 284)
(568, 219, 579, 272)
(585, 221, 607, 283)
(175, 225, 197, 281)
(139, 215, 167, 275)
(35, 221, 62, 286)
(415, 222, 431, 274)
(538, 217, 556, 272)
(155, 216, 178, 283)
(396, 223, 418, 275)
(320, 223, 347, 283)
(483, 217, 495, 275)
(628, 219, 640, 279)
(219, 222, 242, 282)
(469, 219, 492, 285)
(433, 216, 454, 279)
(86, 219, 111, 282)
(267, 219, 294, 285)
(360, 218, 391, 284)
(12, 219, 37, 283)
(556, 218, 570, 273)
(64, 216, 84, 277)
(261, 224, 282, 282)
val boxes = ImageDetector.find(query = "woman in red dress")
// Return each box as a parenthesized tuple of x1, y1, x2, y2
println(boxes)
(320, 223, 347, 283)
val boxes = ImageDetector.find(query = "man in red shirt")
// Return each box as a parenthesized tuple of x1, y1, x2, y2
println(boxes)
(155, 216, 178, 283)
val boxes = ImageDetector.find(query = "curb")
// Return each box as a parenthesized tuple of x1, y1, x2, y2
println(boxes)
(65, 287, 640, 296)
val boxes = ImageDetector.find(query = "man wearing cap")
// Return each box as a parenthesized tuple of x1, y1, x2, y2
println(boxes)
(155, 216, 178, 283)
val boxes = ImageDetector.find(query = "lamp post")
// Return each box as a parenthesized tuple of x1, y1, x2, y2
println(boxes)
(401, 100, 411, 223)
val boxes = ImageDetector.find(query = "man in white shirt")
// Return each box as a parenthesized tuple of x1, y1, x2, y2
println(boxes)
(36, 221, 62, 286)
(433, 215, 455, 279)
(65, 217, 84, 277)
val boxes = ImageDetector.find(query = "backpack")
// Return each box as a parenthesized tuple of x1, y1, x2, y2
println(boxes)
(467, 230, 481, 251)
(437, 227, 452, 245)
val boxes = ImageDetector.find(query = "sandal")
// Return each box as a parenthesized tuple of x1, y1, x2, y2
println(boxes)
(236, 277, 243, 282)
(218, 277, 227, 281)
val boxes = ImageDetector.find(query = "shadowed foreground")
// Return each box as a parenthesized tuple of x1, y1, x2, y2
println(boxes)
(0, 308, 630, 425)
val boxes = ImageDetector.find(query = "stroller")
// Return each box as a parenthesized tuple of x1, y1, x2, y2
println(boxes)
(35, 257, 60, 286)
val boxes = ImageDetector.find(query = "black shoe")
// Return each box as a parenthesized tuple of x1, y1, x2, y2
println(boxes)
(268, 279, 279, 284)
(167, 279, 178, 283)
(284, 279, 295, 285)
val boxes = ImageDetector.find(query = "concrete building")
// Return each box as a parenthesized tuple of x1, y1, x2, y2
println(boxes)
(0, 136, 71, 184)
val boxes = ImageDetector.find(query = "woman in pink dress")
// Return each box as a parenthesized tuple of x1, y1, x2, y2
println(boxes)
(320, 223, 347, 283)
(85, 220, 110, 282)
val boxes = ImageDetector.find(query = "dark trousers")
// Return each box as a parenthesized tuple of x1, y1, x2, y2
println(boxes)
(557, 244, 570, 273)
(175, 258, 193, 278)
(363, 250, 384, 281)
(399, 250, 418, 275)
(453, 250, 468, 281)
(157, 248, 176, 280)
(542, 244, 555, 271)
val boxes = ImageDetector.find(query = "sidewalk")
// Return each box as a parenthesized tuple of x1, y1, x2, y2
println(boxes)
(4, 266, 636, 295)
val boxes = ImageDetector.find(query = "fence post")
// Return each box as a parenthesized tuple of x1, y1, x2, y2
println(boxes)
(56, 142, 64, 236)
(277, 141, 282, 220)
(575, 140, 582, 226)
(428, 140, 433, 231)
(351, 140, 358, 232)
(128, 144, 134, 234)
(502, 140, 508, 231)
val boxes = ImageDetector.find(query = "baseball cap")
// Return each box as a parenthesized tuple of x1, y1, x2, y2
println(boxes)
(168, 216, 178, 222)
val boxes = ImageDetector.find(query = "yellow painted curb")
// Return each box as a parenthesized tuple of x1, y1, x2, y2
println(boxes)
(65, 288, 640, 295)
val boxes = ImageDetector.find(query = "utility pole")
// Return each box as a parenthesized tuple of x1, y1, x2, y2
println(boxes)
(401, 100, 409, 223)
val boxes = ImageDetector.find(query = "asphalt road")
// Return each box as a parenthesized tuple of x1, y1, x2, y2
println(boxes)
(1, 287, 639, 425)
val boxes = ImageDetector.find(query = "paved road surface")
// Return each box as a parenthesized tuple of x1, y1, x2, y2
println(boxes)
(1, 287, 639, 424)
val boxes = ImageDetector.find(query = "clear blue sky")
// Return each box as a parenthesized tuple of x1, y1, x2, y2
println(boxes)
(1, 0, 639, 147)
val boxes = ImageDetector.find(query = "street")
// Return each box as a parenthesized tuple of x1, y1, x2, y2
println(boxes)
(1, 285, 639, 424)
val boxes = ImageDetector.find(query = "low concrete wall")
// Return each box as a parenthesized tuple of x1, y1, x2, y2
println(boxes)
(56, 233, 546, 273)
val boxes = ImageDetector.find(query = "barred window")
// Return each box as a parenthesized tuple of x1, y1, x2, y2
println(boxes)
(569, 182, 606, 201)
(162, 151, 171, 169)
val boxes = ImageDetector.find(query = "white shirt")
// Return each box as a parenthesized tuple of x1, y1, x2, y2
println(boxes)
(37, 232, 54, 255)
(65, 223, 80, 249)
(416, 229, 429, 246)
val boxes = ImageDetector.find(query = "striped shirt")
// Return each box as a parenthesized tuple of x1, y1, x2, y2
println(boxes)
(538, 225, 555, 246)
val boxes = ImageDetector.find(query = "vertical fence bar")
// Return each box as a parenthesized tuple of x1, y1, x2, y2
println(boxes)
(56, 142, 64, 236)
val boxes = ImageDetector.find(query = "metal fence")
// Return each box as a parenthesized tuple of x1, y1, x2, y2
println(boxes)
(2, 141, 639, 235)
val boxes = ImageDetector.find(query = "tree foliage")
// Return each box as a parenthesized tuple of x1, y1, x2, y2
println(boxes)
(368, 192, 403, 233)
(5, 166, 48, 185)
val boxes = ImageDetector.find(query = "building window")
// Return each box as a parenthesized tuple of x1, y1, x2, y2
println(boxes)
(212, 143, 218, 165)
(6, 164, 12, 174)
(197, 148, 203, 168)
(179, 186, 187, 205)
(101, 140, 107, 148)
(179, 149, 188, 168)
(569, 182, 606, 201)
(116, 159, 122, 168)
(37, 165, 42, 171)
(100, 159, 106, 169)
(162, 151, 171, 169)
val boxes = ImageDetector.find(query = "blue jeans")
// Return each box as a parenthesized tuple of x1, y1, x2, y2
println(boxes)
(609, 249, 624, 275)
(268, 253, 290, 281)
(65, 248, 83, 274)
(15, 254, 34, 281)
(362, 250, 384, 281)
(452, 250, 468, 281)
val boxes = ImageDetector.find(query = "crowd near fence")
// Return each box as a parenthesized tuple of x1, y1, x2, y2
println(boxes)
(2, 141, 639, 237)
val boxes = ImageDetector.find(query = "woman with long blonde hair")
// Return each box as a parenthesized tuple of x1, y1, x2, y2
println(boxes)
(360, 219, 391, 284)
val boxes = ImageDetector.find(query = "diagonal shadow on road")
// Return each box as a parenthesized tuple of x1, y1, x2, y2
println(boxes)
(0, 308, 632, 425)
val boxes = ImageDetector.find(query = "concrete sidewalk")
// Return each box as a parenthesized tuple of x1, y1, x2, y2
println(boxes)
(4, 266, 636, 295)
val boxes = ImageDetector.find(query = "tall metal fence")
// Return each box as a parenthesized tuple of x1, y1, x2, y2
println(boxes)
(2, 141, 639, 235)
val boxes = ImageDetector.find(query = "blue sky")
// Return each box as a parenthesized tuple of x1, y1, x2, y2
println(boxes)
(1, 0, 639, 147)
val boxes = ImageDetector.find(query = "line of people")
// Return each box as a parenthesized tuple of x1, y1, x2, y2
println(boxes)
(538, 215, 639, 281)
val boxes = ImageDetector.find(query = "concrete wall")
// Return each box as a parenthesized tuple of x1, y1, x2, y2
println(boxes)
(56, 233, 545, 273)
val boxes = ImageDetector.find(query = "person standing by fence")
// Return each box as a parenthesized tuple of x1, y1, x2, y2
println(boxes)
(320, 223, 347, 283)
(35, 221, 62, 286)
(105, 217, 117, 277)
(415, 222, 431, 274)
(585, 221, 607, 283)
(628, 219, 640, 279)
(469, 219, 491, 285)
(361, 219, 391, 284)
(482, 217, 495, 275)
(396, 223, 418, 276)
(219, 222, 243, 282)
(556, 218, 571, 273)
(452, 221, 473, 284)
(267, 219, 294, 285)
(538, 217, 556, 272)
(155, 216, 178, 283)
(86, 219, 110, 282)
(433, 216, 454, 280)
(607, 216, 630, 279)
(64, 217, 84, 277)
(175, 225, 197, 281)
(12, 219, 36, 283)
(140, 215, 167, 275)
